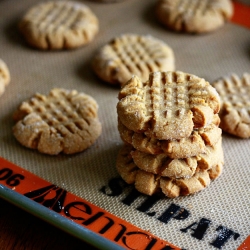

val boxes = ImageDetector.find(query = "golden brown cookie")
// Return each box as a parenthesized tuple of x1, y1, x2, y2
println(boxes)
(159, 163, 223, 198)
(19, 1, 99, 50)
(0, 59, 10, 96)
(92, 34, 175, 86)
(118, 116, 221, 158)
(116, 144, 223, 197)
(13, 88, 102, 155)
(156, 0, 233, 33)
(213, 73, 250, 138)
(116, 144, 138, 184)
(131, 138, 223, 179)
(117, 71, 220, 140)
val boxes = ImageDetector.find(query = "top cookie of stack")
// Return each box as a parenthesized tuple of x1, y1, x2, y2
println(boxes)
(117, 71, 220, 141)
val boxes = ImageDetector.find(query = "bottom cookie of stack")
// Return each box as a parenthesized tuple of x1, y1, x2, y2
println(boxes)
(116, 144, 223, 198)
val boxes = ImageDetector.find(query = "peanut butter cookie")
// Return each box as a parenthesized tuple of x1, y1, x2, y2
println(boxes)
(92, 34, 175, 86)
(19, 1, 99, 50)
(131, 138, 223, 179)
(117, 71, 220, 140)
(156, 0, 233, 33)
(118, 117, 221, 158)
(213, 73, 250, 138)
(13, 88, 102, 155)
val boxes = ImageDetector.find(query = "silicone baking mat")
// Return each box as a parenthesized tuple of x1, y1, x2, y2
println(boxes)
(0, 0, 249, 249)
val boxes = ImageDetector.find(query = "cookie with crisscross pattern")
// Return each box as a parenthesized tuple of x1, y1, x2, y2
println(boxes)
(213, 73, 250, 138)
(19, 1, 99, 50)
(92, 34, 175, 86)
(156, 0, 233, 33)
(13, 88, 102, 155)
(117, 71, 220, 140)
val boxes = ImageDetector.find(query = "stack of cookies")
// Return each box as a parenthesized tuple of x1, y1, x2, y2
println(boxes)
(116, 71, 224, 198)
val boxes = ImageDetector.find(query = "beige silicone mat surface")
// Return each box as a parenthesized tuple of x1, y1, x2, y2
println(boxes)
(0, 0, 250, 249)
